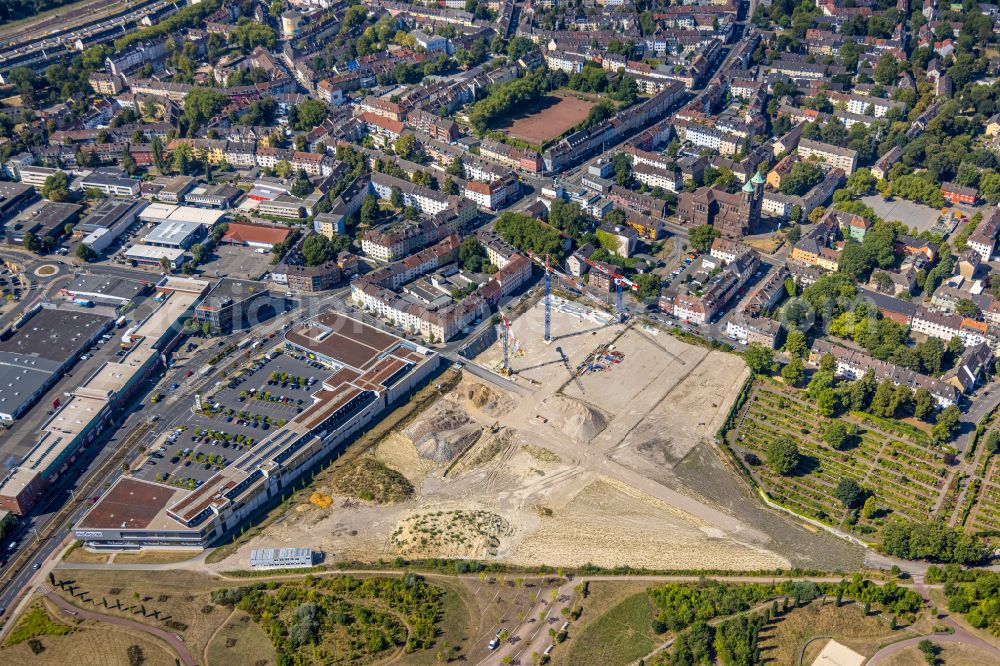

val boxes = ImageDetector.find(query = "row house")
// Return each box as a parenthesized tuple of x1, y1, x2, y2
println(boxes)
(359, 96, 406, 122)
(478, 139, 544, 173)
(478, 229, 519, 269)
(679, 122, 742, 156)
(608, 186, 668, 218)
(359, 112, 406, 144)
(710, 237, 752, 264)
(370, 171, 459, 217)
(912, 306, 997, 351)
(968, 208, 1000, 262)
(809, 339, 958, 408)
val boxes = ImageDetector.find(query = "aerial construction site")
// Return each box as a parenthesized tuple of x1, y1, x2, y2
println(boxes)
(211, 294, 864, 573)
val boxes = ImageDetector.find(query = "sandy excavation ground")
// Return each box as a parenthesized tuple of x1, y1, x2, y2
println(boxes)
(214, 298, 863, 572)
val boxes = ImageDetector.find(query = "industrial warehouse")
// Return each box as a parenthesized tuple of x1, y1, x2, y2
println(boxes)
(72, 312, 438, 550)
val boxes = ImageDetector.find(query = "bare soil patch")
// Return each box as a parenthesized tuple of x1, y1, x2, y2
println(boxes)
(499, 93, 596, 145)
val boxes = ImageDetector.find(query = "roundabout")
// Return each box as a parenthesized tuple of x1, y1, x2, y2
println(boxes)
(33, 264, 59, 278)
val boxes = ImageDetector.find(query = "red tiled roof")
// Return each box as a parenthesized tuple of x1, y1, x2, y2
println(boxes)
(222, 222, 290, 246)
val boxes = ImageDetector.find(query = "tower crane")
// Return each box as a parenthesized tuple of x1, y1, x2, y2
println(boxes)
(544, 255, 551, 344)
(578, 256, 638, 322)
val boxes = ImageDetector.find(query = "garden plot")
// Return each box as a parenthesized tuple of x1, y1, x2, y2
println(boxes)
(729, 381, 955, 536)
(967, 456, 1000, 534)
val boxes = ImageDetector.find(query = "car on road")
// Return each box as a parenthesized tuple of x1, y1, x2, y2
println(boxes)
(170, 383, 179, 390)
(32, 563, 39, 570)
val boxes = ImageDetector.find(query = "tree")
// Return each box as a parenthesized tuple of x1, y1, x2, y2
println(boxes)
(275, 160, 293, 179)
(41, 171, 70, 202)
(390, 186, 404, 208)
(151, 136, 165, 172)
(933, 405, 961, 443)
(290, 169, 313, 197)
(918, 639, 940, 666)
(834, 477, 866, 509)
(779, 161, 824, 196)
(956, 298, 982, 318)
(76, 244, 97, 262)
(633, 274, 661, 301)
(781, 357, 805, 387)
(861, 496, 878, 519)
(23, 231, 42, 253)
(160, 256, 172, 273)
(742, 344, 775, 375)
(766, 436, 800, 475)
(689, 225, 720, 252)
(295, 98, 328, 131)
(182, 88, 228, 133)
(360, 195, 378, 225)
(914, 388, 935, 421)
(231, 18, 276, 52)
(823, 421, 851, 450)
(458, 236, 486, 272)
(612, 152, 632, 186)
(301, 234, 336, 267)
(784, 330, 807, 358)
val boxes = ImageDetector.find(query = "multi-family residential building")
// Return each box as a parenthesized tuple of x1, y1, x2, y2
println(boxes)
(796, 139, 858, 174)
(809, 339, 958, 408)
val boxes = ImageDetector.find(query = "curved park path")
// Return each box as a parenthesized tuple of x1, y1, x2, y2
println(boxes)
(867, 633, 1000, 664)
(43, 588, 196, 666)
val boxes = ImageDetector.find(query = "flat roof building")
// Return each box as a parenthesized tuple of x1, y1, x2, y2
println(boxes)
(194, 278, 270, 335)
(61, 274, 151, 307)
(125, 245, 188, 269)
(74, 312, 438, 549)
(4, 201, 82, 244)
(139, 203, 226, 227)
(249, 547, 314, 569)
(142, 219, 205, 249)
(80, 174, 140, 197)
(0, 182, 39, 223)
(0, 307, 114, 421)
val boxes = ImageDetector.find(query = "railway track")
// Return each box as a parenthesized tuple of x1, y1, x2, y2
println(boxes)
(0, 420, 151, 591)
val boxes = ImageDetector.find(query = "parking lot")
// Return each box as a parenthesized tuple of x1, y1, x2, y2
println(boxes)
(199, 244, 274, 280)
(136, 349, 325, 489)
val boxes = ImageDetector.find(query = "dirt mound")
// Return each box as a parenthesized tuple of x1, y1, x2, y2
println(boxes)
(464, 382, 514, 416)
(417, 428, 482, 464)
(389, 509, 513, 558)
(404, 408, 470, 443)
(329, 457, 414, 504)
(538, 394, 608, 443)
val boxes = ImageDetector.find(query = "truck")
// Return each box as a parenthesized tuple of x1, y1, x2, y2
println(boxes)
(115, 315, 127, 328)
(73, 298, 94, 307)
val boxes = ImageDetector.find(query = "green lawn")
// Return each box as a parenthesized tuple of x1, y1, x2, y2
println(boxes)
(566, 592, 659, 666)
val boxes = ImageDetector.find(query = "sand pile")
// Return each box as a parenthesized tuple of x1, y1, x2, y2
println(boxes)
(538, 394, 609, 443)
(464, 382, 514, 416)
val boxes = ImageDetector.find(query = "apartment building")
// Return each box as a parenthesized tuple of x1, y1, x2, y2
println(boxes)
(796, 139, 858, 174)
